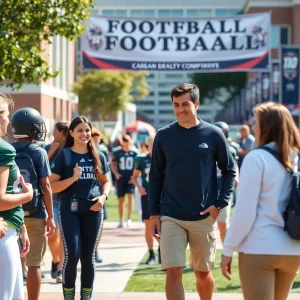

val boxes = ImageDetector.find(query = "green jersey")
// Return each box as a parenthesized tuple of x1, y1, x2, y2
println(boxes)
(112, 148, 138, 177)
(134, 154, 151, 190)
(0, 138, 24, 231)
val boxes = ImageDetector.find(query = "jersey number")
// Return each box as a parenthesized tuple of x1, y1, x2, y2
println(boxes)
(145, 167, 150, 182)
(119, 156, 134, 171)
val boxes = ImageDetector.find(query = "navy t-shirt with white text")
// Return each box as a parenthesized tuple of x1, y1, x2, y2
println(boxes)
(51, 149, 109, 201)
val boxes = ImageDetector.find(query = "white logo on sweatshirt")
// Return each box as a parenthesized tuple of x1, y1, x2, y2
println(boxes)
(198, 143, 208, 149)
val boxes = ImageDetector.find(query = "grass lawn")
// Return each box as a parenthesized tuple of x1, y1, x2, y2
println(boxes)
(105, 192, 141, 222)
(125, 249, 300, 293)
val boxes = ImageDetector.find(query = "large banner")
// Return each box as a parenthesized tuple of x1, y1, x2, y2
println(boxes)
(81, 13, 271, 72)
(280, 46, 300, 109)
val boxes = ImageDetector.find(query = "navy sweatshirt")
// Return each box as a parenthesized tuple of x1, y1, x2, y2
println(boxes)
(148, 120, 236, 221)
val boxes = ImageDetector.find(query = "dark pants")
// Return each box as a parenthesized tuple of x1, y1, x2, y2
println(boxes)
(59, 198, 104, 299)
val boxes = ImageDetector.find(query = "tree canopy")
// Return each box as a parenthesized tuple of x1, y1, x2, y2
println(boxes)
(73, 71, 150, 119)
(0, 0, 93, 88)
(192, 72, 247, 104)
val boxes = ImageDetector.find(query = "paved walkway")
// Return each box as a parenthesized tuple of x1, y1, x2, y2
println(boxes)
(25, 221, 299, 299)
(33, 292, 300, 300)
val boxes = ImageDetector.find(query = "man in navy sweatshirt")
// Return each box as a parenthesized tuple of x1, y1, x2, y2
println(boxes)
(148, 83, 236, 300)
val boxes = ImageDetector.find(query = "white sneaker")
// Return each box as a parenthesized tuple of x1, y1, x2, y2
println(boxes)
(127, 219, 132, 227)
(117, 221, 123, 228)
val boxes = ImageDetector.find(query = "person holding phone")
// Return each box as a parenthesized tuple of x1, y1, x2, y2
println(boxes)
(50, 116, 111, 300)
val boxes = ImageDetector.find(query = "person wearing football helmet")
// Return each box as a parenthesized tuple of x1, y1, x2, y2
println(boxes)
(11, 107, 47, 142)
(11, 107, 55, 300)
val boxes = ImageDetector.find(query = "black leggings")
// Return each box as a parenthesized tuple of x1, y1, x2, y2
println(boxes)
(59, 198, 104, 299)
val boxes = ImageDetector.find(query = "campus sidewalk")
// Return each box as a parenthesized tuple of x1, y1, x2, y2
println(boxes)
(28, 221, 299, 299)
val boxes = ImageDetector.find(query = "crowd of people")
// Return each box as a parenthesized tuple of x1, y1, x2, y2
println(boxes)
(0, 81, 300, 300)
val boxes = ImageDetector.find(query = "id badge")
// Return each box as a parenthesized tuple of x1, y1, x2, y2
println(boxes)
(70, 198, 78, 212)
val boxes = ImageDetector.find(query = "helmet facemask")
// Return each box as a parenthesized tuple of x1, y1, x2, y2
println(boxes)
(27, 122, 47, 141)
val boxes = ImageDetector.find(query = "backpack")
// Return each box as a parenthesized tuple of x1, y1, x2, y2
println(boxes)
(260, 146, 300, 240)
(11, 143, 43, 216)
(62, 147, 72, 167)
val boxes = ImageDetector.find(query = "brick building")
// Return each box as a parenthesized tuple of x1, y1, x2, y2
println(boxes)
(245, 0, 300, 73)
(2, 37, 78, 137)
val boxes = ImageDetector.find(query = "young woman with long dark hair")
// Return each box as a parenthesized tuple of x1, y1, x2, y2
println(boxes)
(50, 116, 111, 300)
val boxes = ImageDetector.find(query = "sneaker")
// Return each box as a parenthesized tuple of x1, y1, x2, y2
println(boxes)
(127, 219, 132, 227)
(51, 261, 59, 279)
(145, 256, 155, 265)
(95, 250, 103, 263)
(56, 270, 63, 283)
(117, 221, 123, 228)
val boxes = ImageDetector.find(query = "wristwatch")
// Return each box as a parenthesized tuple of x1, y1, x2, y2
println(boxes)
(102, 192, 108, 200)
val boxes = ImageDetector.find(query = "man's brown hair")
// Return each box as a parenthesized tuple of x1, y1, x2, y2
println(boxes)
(170, 83, 200, 103)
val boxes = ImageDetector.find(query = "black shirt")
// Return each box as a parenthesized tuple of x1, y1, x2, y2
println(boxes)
(148, 120, 236, 221)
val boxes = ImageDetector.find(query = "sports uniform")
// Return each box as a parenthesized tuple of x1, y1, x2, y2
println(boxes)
(112, 148, 138, 197)
(0, 138, 24, 300)
(134, 154, 151, 220)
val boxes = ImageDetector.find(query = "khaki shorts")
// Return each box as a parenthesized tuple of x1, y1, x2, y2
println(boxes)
(24, 218, 46, 267)
(160, 215, 218, 272)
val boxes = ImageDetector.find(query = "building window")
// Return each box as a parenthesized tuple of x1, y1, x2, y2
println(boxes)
(115, 10, 127, 17)
(171, 10, 183, 17)
(158, 82, 175, 88)
(130, 10, 155, 17)
(136, 101, 154, 105)
(60, 36, 64, 89)
(140, 110, 154, 114)
(102, 10, 114, 16)
(52, 37, 56, 87)
(159, 92, 170, 97)
(158, 10, 170, 17)
(66, 102, 69, 121)
(187, 9, 212, 17)
(159, 100, 170, 105)
(215, 9, 239, 17)
(165, 74, 184, 79)
(159, 110, 172, 114)
(271, 25, 291, 48)
(280, 27, 289, 45)
(60, 99, 64, 120)
(130, 10, 143, 17)
(144, 10, 155, 17)
(53, 98, 56, 120)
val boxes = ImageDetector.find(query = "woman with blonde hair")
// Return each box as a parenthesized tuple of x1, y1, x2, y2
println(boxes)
(0, 93, 33, 300)
(221, 102, 300, 300)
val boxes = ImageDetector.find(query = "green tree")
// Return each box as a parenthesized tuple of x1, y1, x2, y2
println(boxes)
(191, 72, 247, 104)
(73, 71, 150, 119)
(0, 0, 94, 88)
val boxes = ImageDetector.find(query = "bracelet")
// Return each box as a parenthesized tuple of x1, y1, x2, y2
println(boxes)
(149, 215, 159, 220)
(102, 192, 108, 200)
